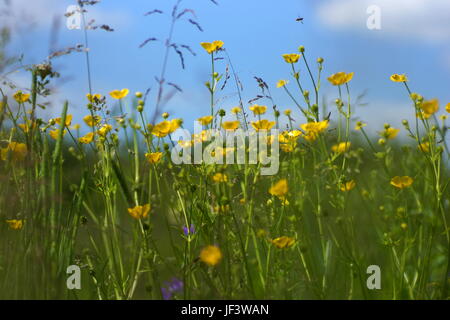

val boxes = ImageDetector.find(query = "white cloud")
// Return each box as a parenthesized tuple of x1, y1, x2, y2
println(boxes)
(316, 0, 450, 43)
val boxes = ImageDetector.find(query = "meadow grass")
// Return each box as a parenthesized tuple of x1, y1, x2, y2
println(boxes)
(0, 1, 449, 300)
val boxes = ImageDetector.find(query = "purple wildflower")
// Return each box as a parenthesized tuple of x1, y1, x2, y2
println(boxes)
(182, 224, 195, 236)
(161, 277, 184, 300)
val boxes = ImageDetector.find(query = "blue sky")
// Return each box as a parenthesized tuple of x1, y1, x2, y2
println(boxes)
(2, 0, 450, 134)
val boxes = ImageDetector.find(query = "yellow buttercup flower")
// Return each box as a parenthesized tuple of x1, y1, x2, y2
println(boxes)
(282, 53, 300, 64)
(231, 106, 242, 114)
(222, 121, 240, 131)
(249, 104, 267, 115)
(6, 219, 24, 230)
(128, 204, 151, 220)
(200, 245, 222, 266)
(340, 180, 356, 192)
(200, 40, 224, 54)
(251, 119, 275, 131)
(446, 103, 450, 113)
(381, 127, 400, 140)
(109, 88, 129, 100)
(49, 129, 66, 140)
(145, 152, 163, 164)
(13, 90, 30, 103)
(300, 120, 329, 142)
(169, 119, 182, 133)
(355, 121, 366, 130)
(151, 120, 172, 137)
(83, 115, 101, 127)
(327, 72, 354, 86)
(1, 142, 28, 161)
(276, 80, 288, 88)
(78, 132, 95, 144)
(332, 142, 351, 153)
(97, 124, 113, 137)
(197, 115, 213, 126)
(54, 114, 73, 127)
(390, 74, 408, 82)
(284, 109, 292, 116)
(271, 236, 295, 249)
(418, 142, 430, 153)
(86, 93, 102, 103)
(269, 179, 288, 199)
(390, 176, 414, 189)
(212, 172, 228, 183)
(420, 99, 439, 116)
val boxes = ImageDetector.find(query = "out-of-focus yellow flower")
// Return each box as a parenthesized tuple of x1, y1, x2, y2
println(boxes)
(332, 142, 351, 153)
(214, 204, 230, 213)
(86, 93, 102, 103)
(83, 115, 101, 127)
(151, 120, 172, 137)
(418, 142, 430, 153)
(251, 119, 275, 131)
(13, 90, 30, 103)
(1, 142, 28, 161)
(231, 106, 242, 114)
(178, 140, 194, 148)
(200, 245, 222, 266)
(381, 127, 400, 140)
(446, 103, 450, 113)
(355, 121, 366, 130)
(192, 130, 213, 143)
(300, 120, 329, 142)
(282, 53, 300, 64)
(6, 219, 24, 230)
(390, 74, 408, 82)
(420, 99, 439, 117)
(249, 104, 267, 115)
(280, 142, 296, 153)
(54, 114, 73, 126)
(145, 152, 163, 164)
(197, 115, 213, 126)
(72, 124, 81, 130)
(78, 132, 95, 144)
(18, 120, 37, 133)
(49, 129, 66, 140)
(269, 179, 288, 200)
(276, 80, 288, 88)
(222, 120, 240, 131)
(97, 124, 112, 137)
(390, 176, 414, 189)
(272, 236, 295, 249)
(340, 180, 356, 192)
(128, 204, 151, 220)
(200, 41, 224, 54)
(212, 172, 228, 183)
(440, 115, 448, 121)
(109, 89, 129, 100)
(327, 72, 354, 86)
(284, 109, 292, 116)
